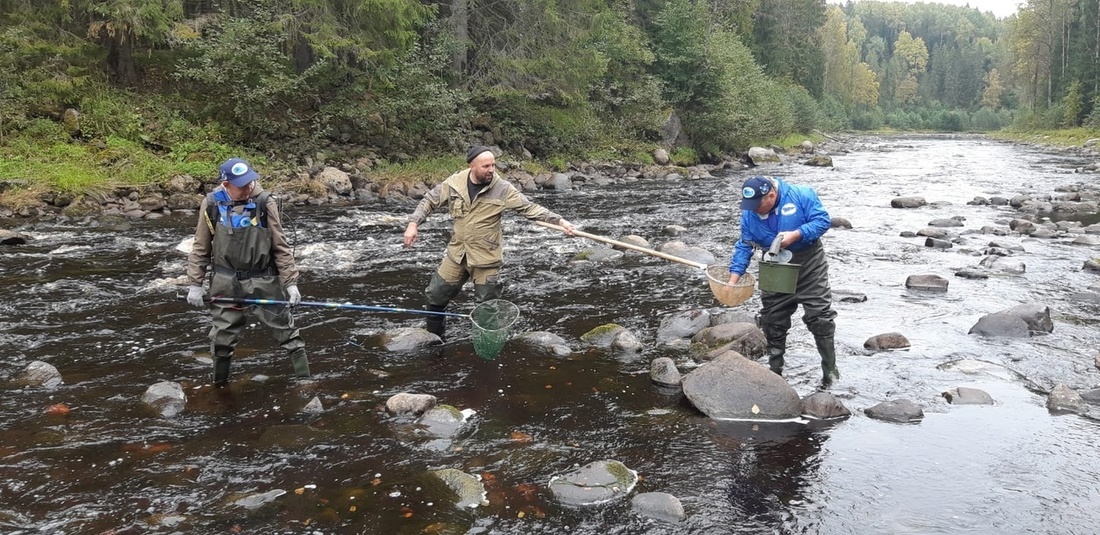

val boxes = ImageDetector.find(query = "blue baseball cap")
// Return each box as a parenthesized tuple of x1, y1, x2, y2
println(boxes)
(740, 176, 773, 210)
(219, 158, 259, 187)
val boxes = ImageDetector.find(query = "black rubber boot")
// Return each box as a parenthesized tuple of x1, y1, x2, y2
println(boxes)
(213, 356, 232, 386)
(816, 335, 840, 387)
(767, 348, 785, 376)
(425, 304, 448, 342)
(289, 348, 311, 378)
(473, 283, 503, 302)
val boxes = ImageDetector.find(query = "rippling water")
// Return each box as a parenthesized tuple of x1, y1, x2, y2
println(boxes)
(2, 134, 1099, 534)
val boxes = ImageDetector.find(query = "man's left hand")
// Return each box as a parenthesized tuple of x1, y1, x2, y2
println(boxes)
(557, 218, 576, 236)
(286, 285, 302, 306)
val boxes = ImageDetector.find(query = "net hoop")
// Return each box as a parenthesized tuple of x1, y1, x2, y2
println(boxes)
(469, 299, 521, 360)
(705, 265, 755, 306)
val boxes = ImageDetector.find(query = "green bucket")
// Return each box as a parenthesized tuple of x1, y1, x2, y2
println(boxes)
(758, 262, 800, 293)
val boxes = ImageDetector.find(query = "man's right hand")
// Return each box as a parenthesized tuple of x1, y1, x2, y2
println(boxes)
(727, 273, 741, 285)
(403, 222, 419, 248)
(186, 285, 206, 307)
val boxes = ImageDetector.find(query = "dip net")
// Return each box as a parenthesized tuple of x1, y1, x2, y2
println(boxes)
(470, 299, 520, 360)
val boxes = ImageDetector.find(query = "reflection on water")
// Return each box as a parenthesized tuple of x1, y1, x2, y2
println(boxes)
(2, 134, 1100, 533)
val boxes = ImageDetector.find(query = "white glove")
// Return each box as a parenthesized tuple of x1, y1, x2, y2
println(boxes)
(286, 285, 301, 306)
(186, 285, 205, 307)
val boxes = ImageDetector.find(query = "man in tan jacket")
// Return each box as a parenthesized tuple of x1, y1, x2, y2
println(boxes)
(403, 145, 574, 341)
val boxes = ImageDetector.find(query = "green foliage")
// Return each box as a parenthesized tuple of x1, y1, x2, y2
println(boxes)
(472, 92, 600, 158)
(780, 83, 824, 134)
(1063, 80, 1084, 127)
(670, 147, 698, 166)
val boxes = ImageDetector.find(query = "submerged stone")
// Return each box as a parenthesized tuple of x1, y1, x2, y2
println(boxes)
(549, 460, 638, 506)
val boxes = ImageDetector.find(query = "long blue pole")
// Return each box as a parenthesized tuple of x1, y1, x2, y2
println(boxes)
(208, 296, 469, 318)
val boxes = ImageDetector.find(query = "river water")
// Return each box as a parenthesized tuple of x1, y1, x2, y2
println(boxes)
(2, 134, 1099, 534)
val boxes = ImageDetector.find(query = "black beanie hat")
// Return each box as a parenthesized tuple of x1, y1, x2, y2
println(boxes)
(466, 145, 492, 163)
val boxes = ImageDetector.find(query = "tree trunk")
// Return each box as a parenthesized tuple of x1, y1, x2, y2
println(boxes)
(106, 26, 138, 87)
(451, 0, 468, 75)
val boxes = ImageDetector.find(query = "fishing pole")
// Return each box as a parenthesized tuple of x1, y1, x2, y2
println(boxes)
(201, 296, 470, 318)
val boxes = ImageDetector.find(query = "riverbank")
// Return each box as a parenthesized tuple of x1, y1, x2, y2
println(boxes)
(0, 138, 828, 221)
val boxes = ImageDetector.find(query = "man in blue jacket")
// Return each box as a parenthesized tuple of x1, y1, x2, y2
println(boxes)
(726, 176, 839, 386)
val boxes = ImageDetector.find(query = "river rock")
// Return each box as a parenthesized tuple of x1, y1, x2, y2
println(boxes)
(385, 392, 437, 416)
(549, 460, 638, 506)
(801, 392, 851, 420)
(916, 228, 953, 239)
(14, 361, 63, 388)
(681, 351, 802, 420)
(864, 399, 924, 423)
(925, 237, 952, 249)
(928, 218, 964, 227)
(828, 289, 865, 303)
(516, 331, 572, 356)
(905, 274, 949, 292)
(581, 324, 628, 347)
(979, 255, 1026, 274)
(942, 386, 994, 405)
(0, 229, 29, 245)
(804, 154, 833, 167)
(955, 268, 989, 279)
(614, 235, 650, 250)
(747, 147, 779, 165)
(546, 173, 573, 190)
(316, 166, 353, 195)
(653, 149, 671, 165)
(662, 225, 687, 236)
(572, 246, 624, 263)
(658, 241, 716, 265)
(968, 312, 1029, 337)
(968, 196, 989, 205)
(631, 492, 686, 523)
(1071, 235, 1100, 246)
(864, 332, 910, 351)
(430, 468, 487, 508)
(691, 322, 765, 358)
(1003, 303, 1054, 332)
(418, 404, 472, 436)
(657, 309, 711, 342)
(710, 310, 756, 325)
(650, 357, 682, 387)
(891, 196, 927, 208)
(1083, 259, 1100, 272)
(1046, 384, 1085, 414)
(830, 217, 852, 229)
(381, 327, 440, 350)
(611, 329, 643, 352)
(301, 396, 324, 414)
(141, 381, 186, 418)
(231, 489, 286, 510)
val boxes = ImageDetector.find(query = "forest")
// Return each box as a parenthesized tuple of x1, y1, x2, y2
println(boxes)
(0, 0, 1098, 192)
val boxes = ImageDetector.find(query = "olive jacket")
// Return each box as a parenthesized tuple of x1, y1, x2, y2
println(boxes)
(408, 169, 564, 267)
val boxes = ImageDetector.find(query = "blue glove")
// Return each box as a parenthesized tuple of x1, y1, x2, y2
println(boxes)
(186, 285, 205, 307)
(286, 285, 301, 306)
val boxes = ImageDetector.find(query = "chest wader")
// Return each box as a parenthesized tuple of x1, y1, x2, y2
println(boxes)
(758, 242, 839, 385)
(207, 196, 309, 384)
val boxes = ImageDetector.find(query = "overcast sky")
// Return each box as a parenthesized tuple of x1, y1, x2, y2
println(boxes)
(826, 0, 1023, 19)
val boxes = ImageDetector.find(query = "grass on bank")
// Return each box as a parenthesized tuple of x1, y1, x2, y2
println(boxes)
(989, 127, 1100, 147)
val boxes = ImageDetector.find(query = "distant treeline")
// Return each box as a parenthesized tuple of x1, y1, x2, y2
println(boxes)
(0, 0, 1095, 164)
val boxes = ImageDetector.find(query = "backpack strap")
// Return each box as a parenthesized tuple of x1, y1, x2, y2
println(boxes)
(254, 191, 271, 227)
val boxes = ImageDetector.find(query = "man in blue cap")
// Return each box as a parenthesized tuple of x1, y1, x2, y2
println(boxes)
(403, 145, 575, 341)
(185, 158, 309, 385)
(726, 175, 839, 386)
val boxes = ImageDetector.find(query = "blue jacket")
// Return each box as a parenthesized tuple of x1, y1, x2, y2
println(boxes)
(728, 178, 831, 275)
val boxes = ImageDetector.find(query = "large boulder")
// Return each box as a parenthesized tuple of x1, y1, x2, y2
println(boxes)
(691, 322, 765, 358)
(681, 351, 802, 420)
(747, 147, 779, 165)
